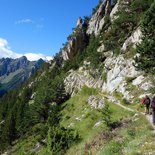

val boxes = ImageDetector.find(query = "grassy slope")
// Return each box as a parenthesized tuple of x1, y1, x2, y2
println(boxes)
(100, 114, 155, 155)
(61, 87, 155, 155)
(60, 87, 133, 155)
(6, 87, 155, 155)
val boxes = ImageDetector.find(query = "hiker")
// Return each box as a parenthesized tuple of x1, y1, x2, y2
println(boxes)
(142, 95, 151, 115)
(151, 95, 155, 125)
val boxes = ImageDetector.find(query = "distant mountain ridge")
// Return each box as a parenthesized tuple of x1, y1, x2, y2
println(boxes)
(0, 56, 44, 96)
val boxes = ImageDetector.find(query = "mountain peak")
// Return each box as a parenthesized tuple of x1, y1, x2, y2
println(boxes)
(76, 17, 83, 27)
(18, 55, 27, 60)
(0, 56, 45, 96)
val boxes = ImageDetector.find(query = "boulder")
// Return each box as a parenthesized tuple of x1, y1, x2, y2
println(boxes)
(93, 120, 103, 128)
(97, 44, 105, 52)
(132, 75, 145, 86)
(88, 95, 105, 109)
(140, 82, 152, 91)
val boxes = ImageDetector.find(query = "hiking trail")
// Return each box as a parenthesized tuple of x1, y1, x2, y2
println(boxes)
(107, 95, 155, 130)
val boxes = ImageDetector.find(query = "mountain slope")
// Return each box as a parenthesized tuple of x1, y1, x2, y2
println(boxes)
(0, 0, 155, 154)
(0, 56, 44, 96)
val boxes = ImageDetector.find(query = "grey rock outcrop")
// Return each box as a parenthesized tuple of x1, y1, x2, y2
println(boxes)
(62, 17, 88, 60)
(87, 0, 112, 35)
(121, 27, 142, 51)
(64, 70, 103, 96)
(61, 0, 120, 61)
(64, 70, 93, 96)
(88, 95, 105, 109)
(64, 52, 143, 101)
(102, 54, 140, 92)
(132, 75, 145, 86)
(110, 0, 120, 21)
(76, 17, 83, 27)
(132, 75, 152, 91)
(140, 82, 152, 91)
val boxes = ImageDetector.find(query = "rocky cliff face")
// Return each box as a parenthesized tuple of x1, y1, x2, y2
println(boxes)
(64, 69, 103, 96)
(63, 0, 152, 101)
(61, 0, 120, 61)
(62, 17, 88, 60)
(64, 51, 151, 102)
(87, 0, 112, 35)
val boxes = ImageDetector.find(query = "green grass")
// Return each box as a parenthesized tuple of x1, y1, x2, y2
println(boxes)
(8, 134, 42, 155)
(60, 87, 134, 155)
(113, 86, 145, 113)
(4, 122, 48, 155)
(100, 115, 154, 155)
(5, 87, 154, 155)
(60, 87, 101, 138)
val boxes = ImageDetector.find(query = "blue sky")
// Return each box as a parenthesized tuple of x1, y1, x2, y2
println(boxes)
(0, 0, 99, 60)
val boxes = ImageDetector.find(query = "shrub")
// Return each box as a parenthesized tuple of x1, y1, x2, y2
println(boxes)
(127, 128, 136, 137)
(101, 140, 123, 155)
(125, 77, 136, 83)
(47, 126, 80, 154)
(122, 98, 130, 105)
(102, 0, 154, 54)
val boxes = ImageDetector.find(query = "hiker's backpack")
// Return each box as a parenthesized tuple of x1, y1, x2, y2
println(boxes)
(152, 99, 155, 108)
(143, 98, 150, 105)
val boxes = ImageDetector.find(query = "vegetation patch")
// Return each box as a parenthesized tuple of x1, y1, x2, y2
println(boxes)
(100, 115, 154, 155)
(60, 87, 134, 155)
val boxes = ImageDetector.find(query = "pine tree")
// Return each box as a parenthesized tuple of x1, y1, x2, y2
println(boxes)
(1, 113, 17, 145)
(102, 104, 112, 129)
(135, 2, 155, 74)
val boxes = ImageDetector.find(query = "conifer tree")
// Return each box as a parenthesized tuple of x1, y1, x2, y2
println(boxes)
(102, 104, 112, 129)
(135, 2, 155, 74)
(1, 113, 17, 145)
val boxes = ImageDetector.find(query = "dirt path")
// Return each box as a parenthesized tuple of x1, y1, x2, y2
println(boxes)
(107, 95, 155, 130)
(145, 114, 155, 130)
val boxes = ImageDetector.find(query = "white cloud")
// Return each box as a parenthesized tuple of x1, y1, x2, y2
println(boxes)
(15, 19, 34, 24)
(0, 38, 53, 61)
(15, 18, 44, 32)
(24, 53, 53, 61)
(46, 56, 53, 61)
(0, 38, 22, 59)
